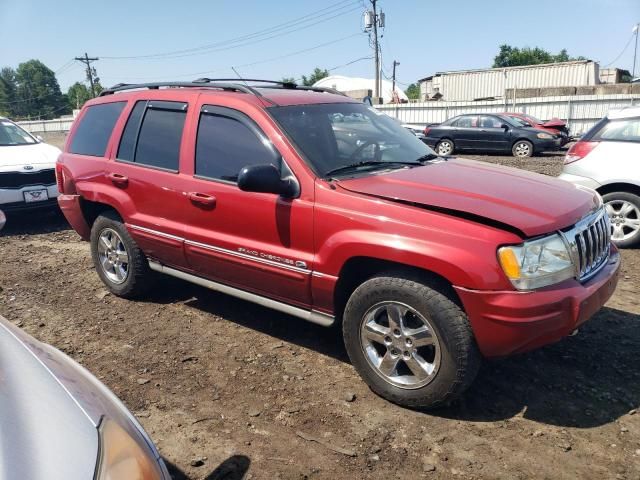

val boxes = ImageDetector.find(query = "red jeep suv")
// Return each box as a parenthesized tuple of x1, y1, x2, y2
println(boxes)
(57, 80, 620, 408)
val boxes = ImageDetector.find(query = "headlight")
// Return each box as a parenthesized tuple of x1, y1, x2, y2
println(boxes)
(96, 418, 165, 480)
(498, 234, 575, 290)
(536, 132, 552, 139)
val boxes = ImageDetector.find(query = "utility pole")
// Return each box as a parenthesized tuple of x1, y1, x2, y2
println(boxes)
(391, 60, 400, 103)
(633, 23, 639, 79)
(364, 1, 384, 102)
(75, 53, 99, 97)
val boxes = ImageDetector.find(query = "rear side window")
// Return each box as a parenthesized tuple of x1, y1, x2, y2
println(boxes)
(591, 117, 640, 143)
(117, 100, 187, 171)
(69, 102, 126, 156)
(453, 116, 477, 128)
(195, 108, 280, 183)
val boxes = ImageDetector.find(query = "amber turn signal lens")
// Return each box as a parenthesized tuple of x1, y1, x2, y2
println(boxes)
(498, 247, 521, 279)
(97, 419, 163, 480)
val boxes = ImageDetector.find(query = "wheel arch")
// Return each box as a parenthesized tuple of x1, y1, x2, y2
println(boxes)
(596, 182, 640, 198)
(79, 198, 123, 228)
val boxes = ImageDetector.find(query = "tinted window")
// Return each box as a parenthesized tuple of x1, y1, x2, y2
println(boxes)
(454, 116, 477, 128)
(592, 117, 640, 143)
(196, 112, 279, 182)
(70, 102, 126, 156)
(117, 101, 146, 161)
(133, 103, 186, 170)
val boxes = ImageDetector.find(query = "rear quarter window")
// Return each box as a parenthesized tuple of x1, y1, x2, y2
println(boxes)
(69, 102, 126, 156)
(591, 117, 640, 143)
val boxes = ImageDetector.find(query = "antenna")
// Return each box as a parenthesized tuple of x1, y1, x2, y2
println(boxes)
(231, 66, 270, 107)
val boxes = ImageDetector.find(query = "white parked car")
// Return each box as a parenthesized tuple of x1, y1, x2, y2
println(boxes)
(0, 118, 61, 213)
(559, 106, 640, 247)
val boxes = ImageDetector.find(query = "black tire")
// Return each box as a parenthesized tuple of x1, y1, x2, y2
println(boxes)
(342, 274, 481, 409)
(90, 210, 153, 298)
(512, 139, 533, 157)
(435, 139, 455, 156)
(602, 191, 640, 248)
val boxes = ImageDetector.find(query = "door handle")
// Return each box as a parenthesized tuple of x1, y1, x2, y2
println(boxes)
(188, 192, 217, 208)
(107, 173, 128, 187)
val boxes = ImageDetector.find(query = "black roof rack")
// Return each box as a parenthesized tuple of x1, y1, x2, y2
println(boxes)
(100, 78, 346, 99)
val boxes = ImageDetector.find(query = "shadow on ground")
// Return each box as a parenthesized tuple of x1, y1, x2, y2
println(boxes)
(164, 454, 250, 480)
(0, 208, 69, 236)
(434, 306, 639, 428)
(147, 276, 638, 428)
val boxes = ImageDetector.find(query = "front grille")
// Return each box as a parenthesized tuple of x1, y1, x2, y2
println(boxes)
(563, 208, 611, 281)
(0, 169, 56, 189)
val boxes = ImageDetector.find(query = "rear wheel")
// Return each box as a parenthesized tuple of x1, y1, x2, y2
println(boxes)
(90, 211, 154, 298)
(512, 140, 533, 158)
(603, 192, 640, 248)
(436, 139, 455, 156)
(342, 275, 481, 408)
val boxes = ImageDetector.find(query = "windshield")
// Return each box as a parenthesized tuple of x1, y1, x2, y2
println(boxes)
(268, 103, 436, 177)
(0, 120, 37, 146)
(504, 115, 530, 127)
(523, 114, 542, 124)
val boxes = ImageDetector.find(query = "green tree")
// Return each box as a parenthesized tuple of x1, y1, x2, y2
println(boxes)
(13, 60, 69, 119)
(0, 67, 17, 117)
(492, 45, 586, 68)
(67, 82, 92, 110)
(301, 67, 329, 86)
(281, 77, 297, 84)
(404, 83, 420, 100)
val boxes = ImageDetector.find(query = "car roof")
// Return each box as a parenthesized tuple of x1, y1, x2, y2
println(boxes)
(608, 106, 640, 120)
(90, 84, 358, 109)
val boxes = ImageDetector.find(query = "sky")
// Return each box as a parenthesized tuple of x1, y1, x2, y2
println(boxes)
(1, 0, 639, 92)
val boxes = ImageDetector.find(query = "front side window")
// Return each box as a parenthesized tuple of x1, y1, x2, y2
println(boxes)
(70, 102, 126, 156)
(0, 120, 37, 146)
(592, 117, 640, 143)
(268, 103, 435, 178)
(116, 100, 186, 171)
(195, 108, 280, 183)
(479, 116, 502, 128)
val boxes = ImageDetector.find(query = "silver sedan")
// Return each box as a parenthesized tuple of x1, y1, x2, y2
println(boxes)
(0, 315, 170, 479)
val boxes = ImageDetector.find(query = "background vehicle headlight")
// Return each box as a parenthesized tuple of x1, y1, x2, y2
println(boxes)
(498, 234, 575, 290)
(96, 419, 165, 480)
(536, 132, 552, 139)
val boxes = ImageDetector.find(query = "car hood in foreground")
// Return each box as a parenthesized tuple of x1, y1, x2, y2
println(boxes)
(0, 320, 98, 480)
(0, 142, 61, 171)
(336, 158, 599, 238)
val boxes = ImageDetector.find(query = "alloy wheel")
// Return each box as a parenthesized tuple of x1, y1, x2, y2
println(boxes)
(360, 301, 441, 389)
(513, 142, 531, 157)
(97, 228, 130, 284)
(437, 141, 453, 155)
(605, 200, 640, 242)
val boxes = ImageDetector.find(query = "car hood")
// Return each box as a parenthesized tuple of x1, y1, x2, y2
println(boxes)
(0, 142, 61, 170)
(336, 158, 599, 237)
(541, 118, 566, 128)
(0, 319, 98, 480)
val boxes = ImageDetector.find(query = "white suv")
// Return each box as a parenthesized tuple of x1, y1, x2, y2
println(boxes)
(0, 118, 61, 214)
(559, 106, 640, 248)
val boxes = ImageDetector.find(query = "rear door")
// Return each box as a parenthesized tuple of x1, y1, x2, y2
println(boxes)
(451, 115, 478, 149)
(107, 98, 192, 268)
(181, 103, 314, 308)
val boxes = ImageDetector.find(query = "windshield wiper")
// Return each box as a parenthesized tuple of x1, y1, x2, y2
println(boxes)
(324, 160, 421, 178)
(415, 153, 440, 162)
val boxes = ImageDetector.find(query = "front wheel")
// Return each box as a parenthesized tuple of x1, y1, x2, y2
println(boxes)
(603, 192, 640, 248)
(512, 140, 533, 158)
(342, 275, 481, 408)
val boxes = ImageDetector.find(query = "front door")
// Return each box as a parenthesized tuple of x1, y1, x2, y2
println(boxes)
(476, 115, 510, 151)
(182, 104, 314, 308)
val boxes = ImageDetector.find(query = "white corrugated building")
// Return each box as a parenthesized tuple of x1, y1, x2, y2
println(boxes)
(313, 75, 408, 104)
(419, 61, 600, 101)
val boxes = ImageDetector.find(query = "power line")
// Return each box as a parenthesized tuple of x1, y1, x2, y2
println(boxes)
(100, 33, 364, 82)
(74, 53, 99, 97)
(101, 0, 361, 60)
(603, 30, 636, 67)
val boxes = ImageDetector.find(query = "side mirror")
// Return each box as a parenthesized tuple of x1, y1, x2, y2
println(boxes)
(501, 123, 509, 130)
(35, 135, 43, 142)
(237, 164, 299, 198)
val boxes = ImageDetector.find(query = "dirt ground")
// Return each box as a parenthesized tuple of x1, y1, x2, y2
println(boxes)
(1, 138, 639, 479)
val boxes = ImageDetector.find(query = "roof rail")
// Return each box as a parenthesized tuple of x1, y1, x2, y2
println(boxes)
(99, 81, 264, 97)
(99, 79, 347, 99)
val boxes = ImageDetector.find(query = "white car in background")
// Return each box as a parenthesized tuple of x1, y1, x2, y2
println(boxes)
(559, 106, 640, 247)
(0, 118, 61, 214)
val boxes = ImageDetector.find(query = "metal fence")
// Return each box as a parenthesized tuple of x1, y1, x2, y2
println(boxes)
(17, 117, 75, 133)
(376, 94, 639, 135)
